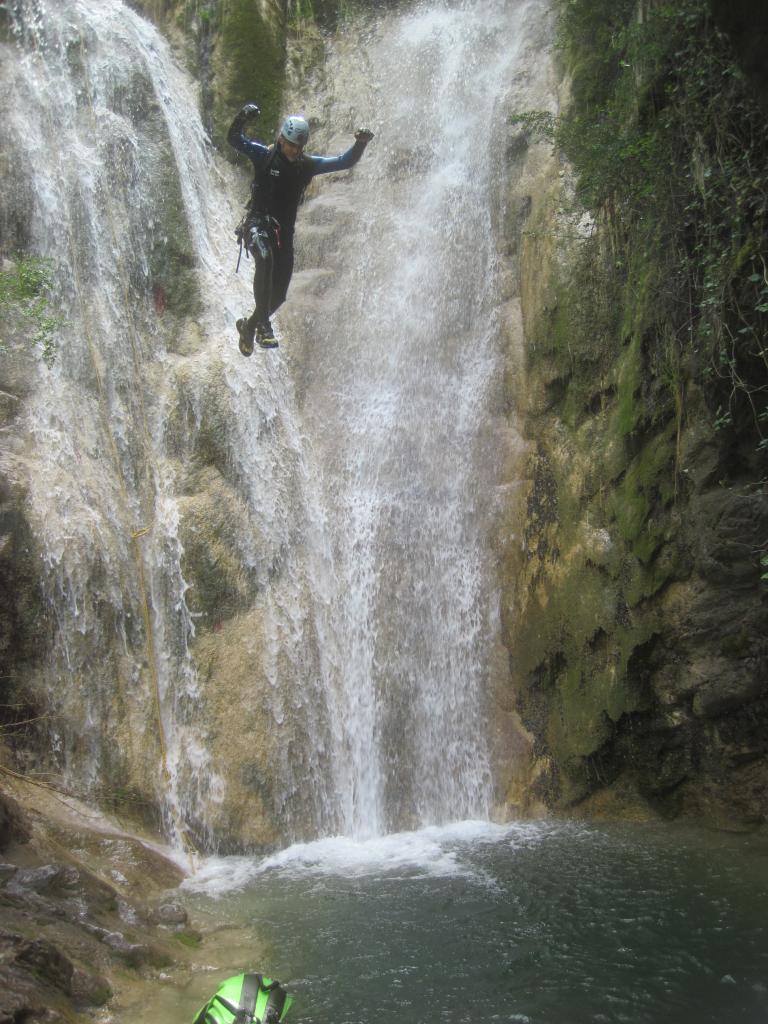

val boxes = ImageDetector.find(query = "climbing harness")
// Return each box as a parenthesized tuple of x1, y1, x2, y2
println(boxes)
(234, 214, 281, 272)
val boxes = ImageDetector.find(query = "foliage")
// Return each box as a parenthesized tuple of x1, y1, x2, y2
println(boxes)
(0, 256, 62, 365)
(515, 0, 768, 479)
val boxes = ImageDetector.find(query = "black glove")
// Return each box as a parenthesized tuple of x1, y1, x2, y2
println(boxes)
(237, 102, 261, 122)
(354, 127, 374, 144)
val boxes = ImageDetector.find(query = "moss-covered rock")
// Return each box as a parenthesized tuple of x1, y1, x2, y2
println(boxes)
(211, 0, 286, 149)
(503, 0, 768, 830)
(127, 0, 287, 149)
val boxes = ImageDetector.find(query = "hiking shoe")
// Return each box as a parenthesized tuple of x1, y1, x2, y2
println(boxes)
(237, 318, 254, 357)
(256, 319, 278, 349)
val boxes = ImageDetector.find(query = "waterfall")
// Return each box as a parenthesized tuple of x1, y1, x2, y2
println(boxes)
(1, 0, 552, 847)
(287, 0, 551, 836)
(0, 0, 336, 845)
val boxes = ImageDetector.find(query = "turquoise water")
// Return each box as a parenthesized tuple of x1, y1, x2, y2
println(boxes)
(176, 820, 768, 1024)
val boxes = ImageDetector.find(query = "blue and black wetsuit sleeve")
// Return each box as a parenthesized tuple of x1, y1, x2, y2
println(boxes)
(227, 115, 270, 163)
(304, 137, 370, 178)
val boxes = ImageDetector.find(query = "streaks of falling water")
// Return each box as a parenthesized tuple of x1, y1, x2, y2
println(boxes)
(1, 0, 553, 847)
(290, 0, 552, 836)
(0, 0, 338, 844)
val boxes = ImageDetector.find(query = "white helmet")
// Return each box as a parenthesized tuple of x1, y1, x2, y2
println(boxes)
(280, 115, 309, 147)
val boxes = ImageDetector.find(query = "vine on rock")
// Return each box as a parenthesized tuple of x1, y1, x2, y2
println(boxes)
(515, 0, 768, 484)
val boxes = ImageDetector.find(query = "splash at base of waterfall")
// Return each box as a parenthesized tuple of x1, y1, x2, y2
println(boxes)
(166, 822, 768, 1024)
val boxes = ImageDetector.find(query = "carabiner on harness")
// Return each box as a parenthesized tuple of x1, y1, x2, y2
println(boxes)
(234, 215, 250, 273)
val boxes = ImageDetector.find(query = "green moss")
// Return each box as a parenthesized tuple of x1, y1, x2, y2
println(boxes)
(609, 427, 675, 559)
(615, 334, 642, 437)
(527, 229, 626, 430)
(214, 0, 286, 150)
(511, 0, 768, 817)
(719, 626, 751, 657)
(626, 540, 684, 606)
(621, 233, 667, 341)
(552, 0, 768, 476)
(515, 547, 657, 770)
(175, 928, 203, 948)
(0, 255, 62, 364)
(513, 414, 670, 784)
(548, 655, 646, 762)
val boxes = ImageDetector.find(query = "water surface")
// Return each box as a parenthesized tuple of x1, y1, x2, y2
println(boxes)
(168, 820, 768, 1024)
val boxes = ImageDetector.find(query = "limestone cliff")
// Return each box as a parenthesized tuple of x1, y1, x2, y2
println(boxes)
(127, 0, 287, 146)
(504, 0, 768, 828)
(0, 0, 311, 851)
(1, 0, 766, 855)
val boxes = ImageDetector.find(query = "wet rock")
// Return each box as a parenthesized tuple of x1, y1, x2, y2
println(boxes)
(652, 662, 699, 705)
(0, 961, 70, 1023)
(9, 863, 78, 894)
(2, 882, 64, 920)
(0, 967, 40, 1024)
(0, 862, 17, 884)
(117, 896, 143, 924)
(174, 926, 204, 948)
(0, 791, 30, 850)
(83, 923, 174, 968)
(14, 936, 74, 994)
(52, 830, 185, 897)
(71, 966, 113, 1006)
(149, 900, 189, 926)
(4, 859, 122, 927)
(692, 659, 767, 718)
(0, 931, 78, 1022)
(0, 778, 201, 1023)
(695, 492, 768, 588)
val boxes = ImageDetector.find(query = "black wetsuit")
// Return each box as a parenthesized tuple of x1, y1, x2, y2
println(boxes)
(228, 114, 368, 328)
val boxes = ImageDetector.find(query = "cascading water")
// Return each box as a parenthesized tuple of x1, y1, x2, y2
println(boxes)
(0, 0, 553, 848)
(0, 0, 341, 846)
(287, 0, 551, 836)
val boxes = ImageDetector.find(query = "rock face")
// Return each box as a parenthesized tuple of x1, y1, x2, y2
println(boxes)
(1, 0, 766, 855)
(126, 0, 290, 147)
(501, 1, 768, 829)
(1, 0, 551, 849)
(503, 398, 768, 824)
(0, 782, 196, 1024)
(0, 0, 324, 853)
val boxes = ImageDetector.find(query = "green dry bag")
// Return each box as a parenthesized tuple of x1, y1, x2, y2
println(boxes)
(193, 973, 293, 1024)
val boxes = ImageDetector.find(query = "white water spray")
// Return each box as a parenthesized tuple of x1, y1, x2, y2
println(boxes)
(1, 0, 553, 847)
(289, 0, 552, 836)
(0, 0, 338, 843)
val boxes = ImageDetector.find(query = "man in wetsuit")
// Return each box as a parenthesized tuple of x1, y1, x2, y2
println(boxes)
(228, 102, 374, 354)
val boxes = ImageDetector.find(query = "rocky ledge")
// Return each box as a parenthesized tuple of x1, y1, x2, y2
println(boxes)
(0, 777, 199, 1024)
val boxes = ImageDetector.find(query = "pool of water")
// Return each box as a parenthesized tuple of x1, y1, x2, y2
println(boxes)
(151, 819, 768, 1024)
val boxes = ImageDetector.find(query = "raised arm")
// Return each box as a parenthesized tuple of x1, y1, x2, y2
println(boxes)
(227, 103, 269, 160)
(307, 128, 375, 176)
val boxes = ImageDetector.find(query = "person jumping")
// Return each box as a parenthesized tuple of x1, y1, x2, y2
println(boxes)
(228, 102, 374, 354)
